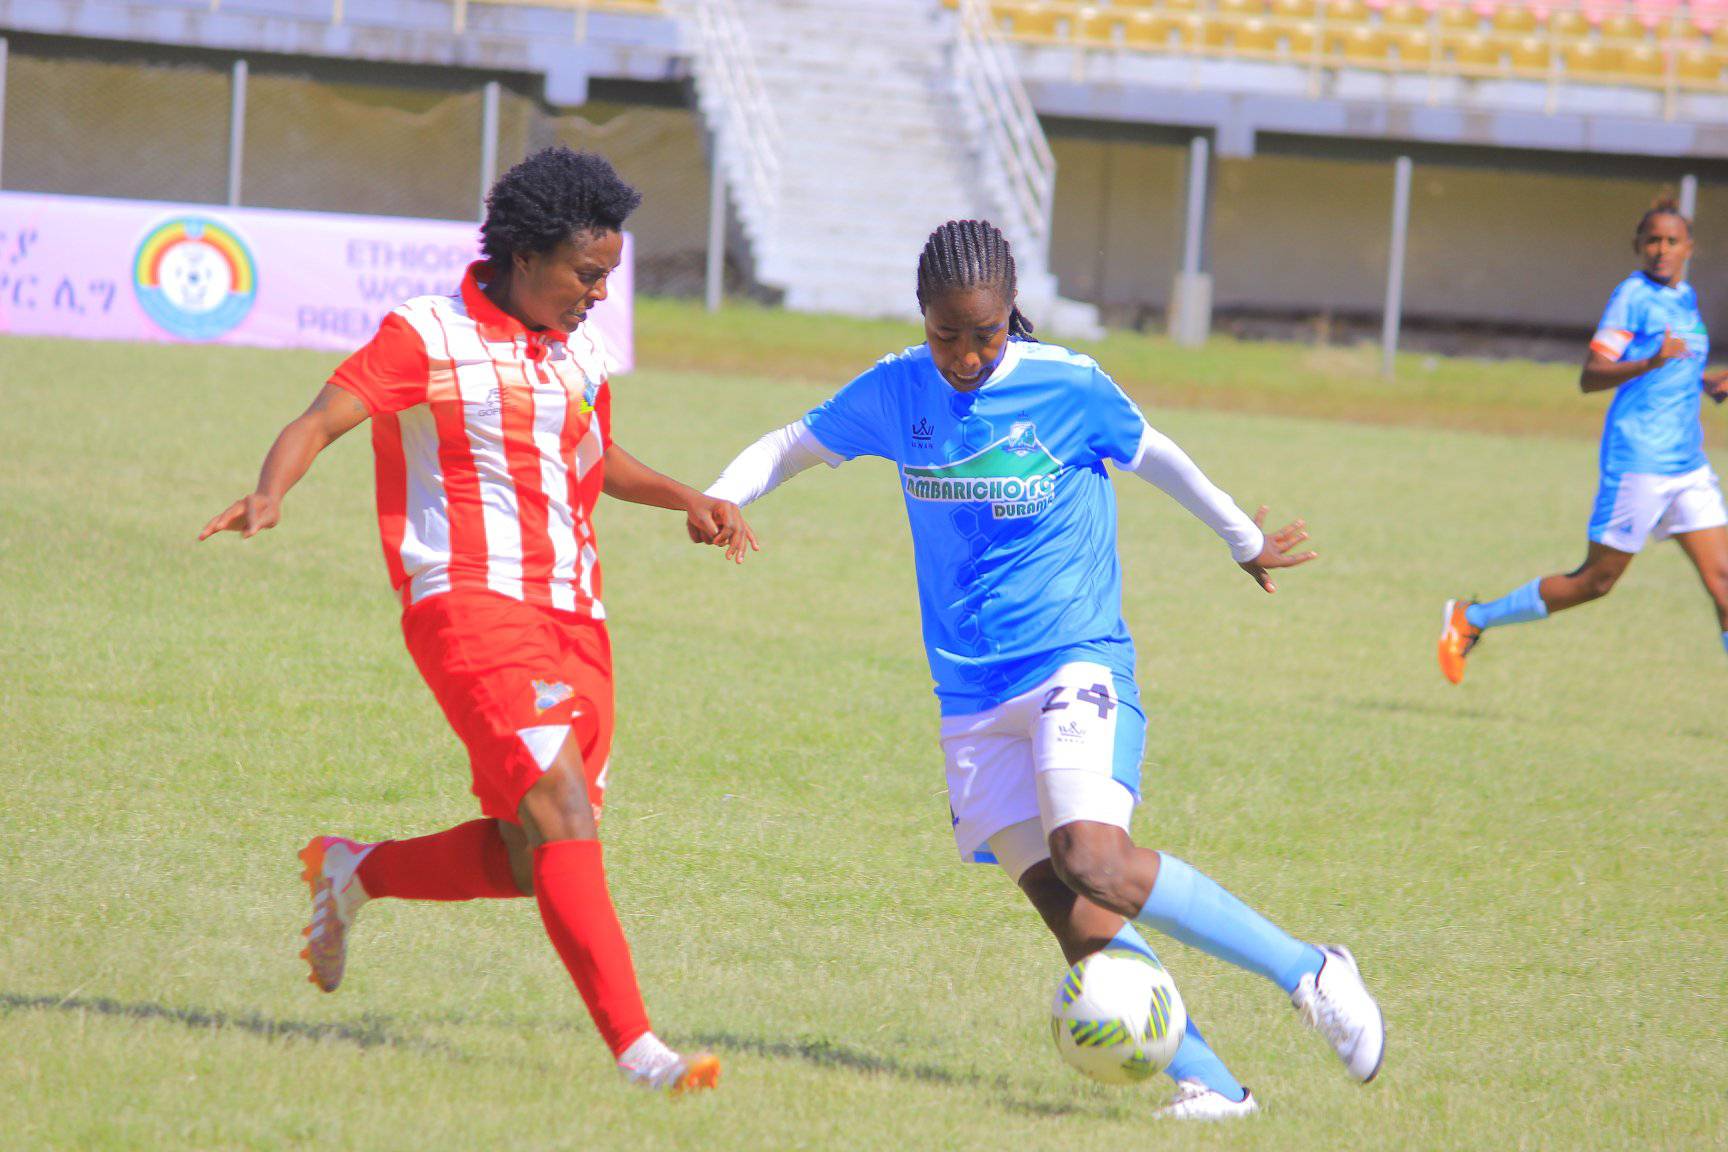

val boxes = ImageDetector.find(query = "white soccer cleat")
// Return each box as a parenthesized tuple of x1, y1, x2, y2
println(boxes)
(616, 1033, 721, 1095)
(298, 835, 375, 993)
(1291, 945, 1385, 1083)
(1154, 1079, 1260, 1120)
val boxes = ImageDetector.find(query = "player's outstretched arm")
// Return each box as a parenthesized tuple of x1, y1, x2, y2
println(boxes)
(698, 421, 838, 562)
(198, 383, 370, 541)
(602, 442, 758, 563)
(1118, 422, 1315, 593)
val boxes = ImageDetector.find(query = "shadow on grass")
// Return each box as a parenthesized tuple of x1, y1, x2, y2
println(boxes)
(1348, 696, 1505, 722)
(0, 992, 455, 1056)
(688, 1031, 1123, 1119)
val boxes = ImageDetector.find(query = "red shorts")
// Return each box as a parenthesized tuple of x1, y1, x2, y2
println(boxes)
(401, 591, 614, 824)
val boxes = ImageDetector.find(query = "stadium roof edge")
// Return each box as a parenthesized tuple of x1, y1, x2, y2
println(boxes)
(1027, 77, 1727, 162)
(0, 0, 688, 106)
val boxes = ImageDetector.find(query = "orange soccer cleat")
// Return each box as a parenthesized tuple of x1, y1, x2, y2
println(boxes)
(298, 836, 375, 992)
(671, 1053, 722, 1096)
(618, 1034, 721, 1095)
(1437, 598, 1481, 685)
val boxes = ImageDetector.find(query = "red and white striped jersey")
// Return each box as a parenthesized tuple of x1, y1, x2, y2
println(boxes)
(330, 263, 612, 615)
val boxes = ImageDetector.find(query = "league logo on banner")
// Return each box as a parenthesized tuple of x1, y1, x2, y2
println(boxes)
(133, 216, 258, 340)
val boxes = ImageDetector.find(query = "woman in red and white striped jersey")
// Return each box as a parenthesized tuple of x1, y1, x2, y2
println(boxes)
(200, 147, 753, 1093)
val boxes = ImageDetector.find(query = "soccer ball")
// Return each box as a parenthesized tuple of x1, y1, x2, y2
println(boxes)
(1050, 948, 1186, 1086)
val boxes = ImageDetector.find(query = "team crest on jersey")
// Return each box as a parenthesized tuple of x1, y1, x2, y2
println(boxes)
(573, 367, 602, 414)
(532, 680, 574, 713)
(901, 422, 1061, 519)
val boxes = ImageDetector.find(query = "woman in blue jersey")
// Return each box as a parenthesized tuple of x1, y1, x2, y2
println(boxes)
(703, 220, 1384, 1119)
(1439, 198, 1728, 683)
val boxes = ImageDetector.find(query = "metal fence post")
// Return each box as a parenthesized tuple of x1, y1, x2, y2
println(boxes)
(0, 37, 9, 191)
(706, 132, 726, 313)
(1170, 134, 1212, 347)
(479, 80, 500, 219)
(1680, 172, 1698, 220)
(1381, 155, 1414, 380)
(227, 58, 248, 207)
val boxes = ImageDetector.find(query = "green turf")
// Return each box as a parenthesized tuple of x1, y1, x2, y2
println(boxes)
(1, 324, 1724, 1151)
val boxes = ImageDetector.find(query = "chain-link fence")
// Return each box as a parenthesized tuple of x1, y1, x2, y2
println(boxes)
(0, 38, 724, 295)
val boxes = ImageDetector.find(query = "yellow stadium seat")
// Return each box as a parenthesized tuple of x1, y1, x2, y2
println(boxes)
(1563, 40, 1623, 77)
(1338, 25, 1390, 61)
(1172, 14, 1208, 47)
(1677, 46, 1727, 84)
(1448, 31, 1501, 70)
(1121, 10, 1177, 48)
(1161, 0, 1203, 13)
(1436, 4, 1480, 33)
(1390, 28, 1437, 63)
(1269, 0, 1322, 20)
(1075, 8, 1124, 45)
(1282, 24, 1322, 55)
(1380, 2, 1429, 28)
(1492, 6, 1538, 34)
(1217, 0, 1263, 18)
(999, 3, 1061, 40)
(1234, 16, 1282, 52)
(1199, 14, 1234, 47)
(1597, 13, 1647, 41)
(1619, 42, 1665, 77)
(1324, 0, 1371, 23)
(1508, 35, 1551, 72)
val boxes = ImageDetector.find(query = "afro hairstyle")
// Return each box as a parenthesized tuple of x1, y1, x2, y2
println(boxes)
(480, 147, 642, 263)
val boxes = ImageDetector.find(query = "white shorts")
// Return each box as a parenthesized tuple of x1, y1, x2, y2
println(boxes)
(940, 661, 1145, 879)
(1589, 465, 1728, 554)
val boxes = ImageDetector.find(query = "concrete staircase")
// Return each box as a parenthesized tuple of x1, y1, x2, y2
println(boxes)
(683, 0, 1099, 336)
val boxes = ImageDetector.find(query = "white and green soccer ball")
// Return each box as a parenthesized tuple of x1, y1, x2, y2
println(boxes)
(1050, 948, 1187, 1086)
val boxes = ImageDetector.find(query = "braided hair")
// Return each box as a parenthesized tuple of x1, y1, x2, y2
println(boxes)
(915, 219, 1036, 341)
(1634, 193, 1691, 246)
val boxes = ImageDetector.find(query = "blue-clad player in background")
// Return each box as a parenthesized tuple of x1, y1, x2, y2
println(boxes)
(704, 220, 1385, 1120)
(1440, 197, 1728, 683)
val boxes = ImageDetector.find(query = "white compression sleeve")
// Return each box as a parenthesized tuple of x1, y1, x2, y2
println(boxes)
(704, 420, 840, 506)
(1121, 424, 1265, 563)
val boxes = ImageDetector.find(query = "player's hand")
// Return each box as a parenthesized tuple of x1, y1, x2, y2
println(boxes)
(198, 493, 281, 541)
(1237, 506, 1317, 594)
(686, 497, 760, 564)
(1705, 369, 1728, 404)
(1652, 327, 1689, 366)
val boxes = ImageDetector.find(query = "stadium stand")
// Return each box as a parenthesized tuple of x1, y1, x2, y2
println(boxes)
(976, 0, 1728, 95)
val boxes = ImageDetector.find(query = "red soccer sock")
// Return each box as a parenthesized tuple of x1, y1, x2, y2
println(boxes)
(533, 840, 652, 1057)
(356, 819, 524, 901)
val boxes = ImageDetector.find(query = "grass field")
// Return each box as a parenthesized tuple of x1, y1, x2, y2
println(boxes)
(1, 307, 1724, 1151)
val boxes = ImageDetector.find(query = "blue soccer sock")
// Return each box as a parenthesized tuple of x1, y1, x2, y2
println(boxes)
(1135, 854, 1324, 995)
(1108, 924, 1246, 1102)
(1465, 578, 1550, 631)
(1720, 632, 1727, 658)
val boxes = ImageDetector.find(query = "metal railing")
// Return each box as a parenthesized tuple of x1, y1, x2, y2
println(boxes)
(955, 0, 1058, 273)
(666, 0, 782, 243)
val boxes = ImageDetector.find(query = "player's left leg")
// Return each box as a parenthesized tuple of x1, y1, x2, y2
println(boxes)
(1659, 467, 1728, 656)
(1672, 525, 1728, 653)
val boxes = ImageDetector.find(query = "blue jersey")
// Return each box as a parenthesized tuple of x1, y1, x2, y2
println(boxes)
(804, 339, 1148, 716)
(1593, 272, 1710, 477)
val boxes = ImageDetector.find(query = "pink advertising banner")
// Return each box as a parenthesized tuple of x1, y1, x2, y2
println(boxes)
(0, 192, 633, 370)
